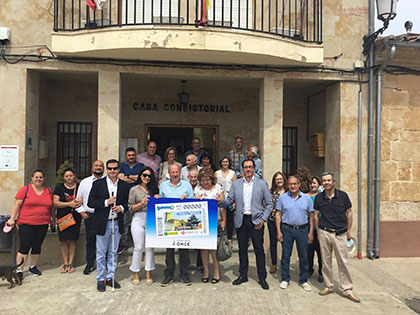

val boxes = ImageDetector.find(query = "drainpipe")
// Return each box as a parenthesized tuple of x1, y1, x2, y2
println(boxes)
(374, 45, 396, 258)
(357, 88, 363, 260)
(367, 0, 375, 259)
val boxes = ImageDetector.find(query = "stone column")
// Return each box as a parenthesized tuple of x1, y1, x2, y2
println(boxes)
(98, 71, 121, 163)
(259, 75, 283, 183)
(0, 67, 27, 210)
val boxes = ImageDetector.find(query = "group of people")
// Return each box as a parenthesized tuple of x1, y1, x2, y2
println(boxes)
(5, 135, 360, 303)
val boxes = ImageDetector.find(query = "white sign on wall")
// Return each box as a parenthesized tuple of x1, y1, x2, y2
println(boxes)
(0, 145, 19, 171)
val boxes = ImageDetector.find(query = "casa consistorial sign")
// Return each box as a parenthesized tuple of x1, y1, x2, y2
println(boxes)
(132, 102, 231, 113)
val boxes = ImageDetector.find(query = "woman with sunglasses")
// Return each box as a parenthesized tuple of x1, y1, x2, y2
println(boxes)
(128, 166, 159, 285)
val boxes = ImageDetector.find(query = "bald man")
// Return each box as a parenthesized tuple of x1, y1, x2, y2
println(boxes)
(181, 154, 202, 181)
(76, 160, 105, 275)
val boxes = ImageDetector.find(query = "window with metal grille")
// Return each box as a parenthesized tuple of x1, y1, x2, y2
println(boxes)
(57, 122, 92, 179)
(283, 126, 297, 177)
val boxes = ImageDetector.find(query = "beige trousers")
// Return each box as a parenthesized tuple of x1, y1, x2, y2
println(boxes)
(318, 229, 353, 295)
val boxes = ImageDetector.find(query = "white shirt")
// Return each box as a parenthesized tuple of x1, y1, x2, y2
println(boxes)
(242, 176, 254, 215)
(105, 176, 123, 220)
(75, 174, 105, 214)
(181, 165, 202, 181)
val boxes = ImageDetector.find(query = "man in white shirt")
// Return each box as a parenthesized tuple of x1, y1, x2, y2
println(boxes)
(76, 160, 105, 275)
(87, 159, 129, 292)
(181, 154, 202, 181)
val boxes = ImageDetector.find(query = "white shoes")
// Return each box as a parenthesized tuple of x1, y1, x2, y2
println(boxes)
(300, 282, 312, 292)
(280, 281, 289, 289)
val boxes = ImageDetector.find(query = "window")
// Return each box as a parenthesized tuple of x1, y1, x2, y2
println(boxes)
(57, 122, 92, 179)
(283, 127, 297, 177)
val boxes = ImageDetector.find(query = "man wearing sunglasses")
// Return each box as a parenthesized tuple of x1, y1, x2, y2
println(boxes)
(88, 159, 129, 292)
(118, 147, 144, 254)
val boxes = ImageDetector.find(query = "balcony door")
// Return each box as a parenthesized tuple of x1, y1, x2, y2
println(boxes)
(122, 0, 180, 24)
(207, 0, 252, 28)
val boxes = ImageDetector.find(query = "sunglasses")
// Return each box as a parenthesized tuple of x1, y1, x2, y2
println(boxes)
(142, 173, 152, 178)
(107, 167, 119, 170)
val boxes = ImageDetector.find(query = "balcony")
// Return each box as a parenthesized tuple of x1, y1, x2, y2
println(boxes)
(51, 0, 323, 66)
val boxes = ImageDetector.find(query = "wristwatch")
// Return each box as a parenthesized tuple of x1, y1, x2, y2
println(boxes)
(127, 174, 130, 179)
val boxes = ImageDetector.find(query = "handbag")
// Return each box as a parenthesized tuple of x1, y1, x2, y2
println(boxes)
(216, 227, 232, 261)
(57, 212, 76, 232)
(57, 186, 77, 232)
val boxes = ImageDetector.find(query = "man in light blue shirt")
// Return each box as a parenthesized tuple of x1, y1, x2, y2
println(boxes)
(159, 164, 194, 287)
(275, 176, 314, 292)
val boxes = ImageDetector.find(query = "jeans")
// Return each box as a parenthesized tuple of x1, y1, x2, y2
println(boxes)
(280, 224, 309, 284)
(267, 219, 278, 266)
(84, 213, 96, 267)
(96, 220, 121, 281)
(308, 228, 322, 275)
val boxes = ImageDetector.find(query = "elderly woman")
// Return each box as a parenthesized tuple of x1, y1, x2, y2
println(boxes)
(215, 156, 236, 246)
(53, 168, 83, 273)
(194, 168, 226, 284)
(268, 171, 288, 274)
(129, 166, 159, 285)
(159, 146, 182, 185)
(6, 169, 55, 280)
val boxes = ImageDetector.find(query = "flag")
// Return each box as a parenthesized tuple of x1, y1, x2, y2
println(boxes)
(86, 0, 96, 10)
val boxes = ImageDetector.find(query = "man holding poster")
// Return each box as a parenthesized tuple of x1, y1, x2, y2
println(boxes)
(221, 159, 273, 290)
(158, 164, 194, 287)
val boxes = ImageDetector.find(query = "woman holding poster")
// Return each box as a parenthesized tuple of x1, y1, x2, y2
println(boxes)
(194, 168, 226, 284)
(128, 166, 159, 285)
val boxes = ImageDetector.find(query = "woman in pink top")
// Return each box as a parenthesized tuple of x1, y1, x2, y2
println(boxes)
(6, 169, 55, 280)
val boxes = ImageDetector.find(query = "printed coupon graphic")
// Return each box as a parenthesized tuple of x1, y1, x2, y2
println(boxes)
(146, 198, 218, 249)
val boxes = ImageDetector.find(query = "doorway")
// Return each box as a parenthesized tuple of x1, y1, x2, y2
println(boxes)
(146, 125, 219, 164)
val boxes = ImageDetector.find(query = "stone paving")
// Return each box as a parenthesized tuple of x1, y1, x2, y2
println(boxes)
(1, 252, 420, 315)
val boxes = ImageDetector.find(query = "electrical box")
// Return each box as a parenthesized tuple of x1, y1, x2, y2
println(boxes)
(0, 27, 11, 42)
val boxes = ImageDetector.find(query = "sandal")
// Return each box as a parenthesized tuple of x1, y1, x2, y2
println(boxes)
(67, 265, 75, 273)
(211, 277, 220, 284)
(60, 265, 68, 274)
(132, 278, 140, 285)
(146, 278, 153, 285)
(202, 277, 209, 283)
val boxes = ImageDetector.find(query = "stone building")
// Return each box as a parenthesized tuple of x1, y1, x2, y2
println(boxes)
(0, 0, 418, 262)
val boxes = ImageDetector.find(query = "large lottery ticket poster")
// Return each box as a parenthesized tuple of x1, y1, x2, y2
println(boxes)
(145, 198, 219, 250)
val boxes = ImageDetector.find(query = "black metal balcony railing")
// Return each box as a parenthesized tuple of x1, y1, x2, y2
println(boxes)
(53, 0, 322, 43)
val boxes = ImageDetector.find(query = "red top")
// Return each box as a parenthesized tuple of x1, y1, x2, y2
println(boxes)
(15, 185, 53, 225)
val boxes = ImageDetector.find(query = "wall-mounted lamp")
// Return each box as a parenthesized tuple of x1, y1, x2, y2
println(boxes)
(178, 80, 190, 106)
(362, 0, 398, 56)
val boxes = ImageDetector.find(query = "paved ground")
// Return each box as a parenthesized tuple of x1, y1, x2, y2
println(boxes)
(2, 251, 420, 315)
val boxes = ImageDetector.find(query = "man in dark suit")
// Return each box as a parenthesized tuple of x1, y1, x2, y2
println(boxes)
(221, 159, 273, 290)
(88, 159, 129, 292)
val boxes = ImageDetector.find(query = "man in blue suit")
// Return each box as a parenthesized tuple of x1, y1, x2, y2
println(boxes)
(88, 159, 129, 292)
(221, 159, 273, 290)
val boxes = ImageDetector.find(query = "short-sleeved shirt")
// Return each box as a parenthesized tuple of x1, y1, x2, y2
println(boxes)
(159, 180, 194, 199)
(194, 183, 223, 200)
(276, 191, 313, 226)
(136, 152, 161, 179)
(15, 185, 53, 225)
(314, 189, 352, 230)
(119, 162, 145, 188)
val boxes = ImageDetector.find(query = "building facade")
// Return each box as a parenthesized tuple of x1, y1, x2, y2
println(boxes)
(0, 0, 419, 261)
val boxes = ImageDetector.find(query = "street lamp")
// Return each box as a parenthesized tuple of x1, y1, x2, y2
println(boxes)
(362, 0, 398, 56)
(178, 80, 190, 106)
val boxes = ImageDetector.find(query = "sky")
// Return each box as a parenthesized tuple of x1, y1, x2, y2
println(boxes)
(375, 0, 420, 36)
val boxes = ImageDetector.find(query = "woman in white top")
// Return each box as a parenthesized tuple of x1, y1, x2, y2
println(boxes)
(194, 168, 226, 284)
(159, 147, 182, 185)
(215, 156, 236, 245)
